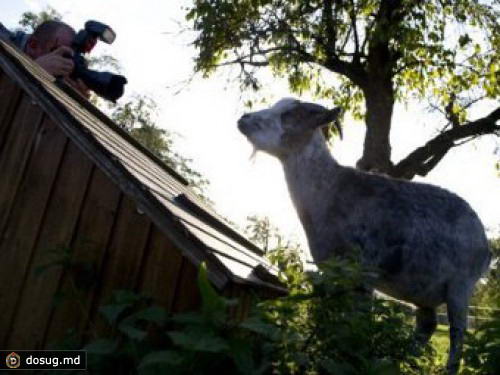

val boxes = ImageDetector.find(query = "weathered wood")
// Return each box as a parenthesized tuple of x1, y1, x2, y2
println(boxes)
(137, 226, 183, 312)
(43, 168, 123, 347)
(0, 96, 44, 234)
(0, 39, 285, 351)
(0, 42, 229, 290)
(172, 258, 201, 313)
(86, 195, 153, 335)
(0, 117, 68, 346)
(7, 140, 94, 349)
(0, 73, 23, 152)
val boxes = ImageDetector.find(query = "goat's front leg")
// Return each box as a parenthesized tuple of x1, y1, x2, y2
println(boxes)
(446, 289, 470, 375)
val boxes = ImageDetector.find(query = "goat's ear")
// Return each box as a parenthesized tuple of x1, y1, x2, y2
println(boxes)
(304, 104, 343, 138)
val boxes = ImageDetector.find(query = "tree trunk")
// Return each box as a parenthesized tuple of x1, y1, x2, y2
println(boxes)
(357, 82, 395, 173)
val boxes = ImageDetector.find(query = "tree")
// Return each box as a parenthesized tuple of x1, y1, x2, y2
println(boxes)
(17, 6, 62, 32)
(187, 0, 500, 177)
(244, 214, 281, 252)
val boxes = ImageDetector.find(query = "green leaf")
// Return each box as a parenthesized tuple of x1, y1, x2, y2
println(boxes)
(123, 306, 167, 326)
(138, 350, 183, 370)
(170, 311, 205, 325)
(84, 339, 118, 355)
(458, 34, 471, 47)
(99, 303, 129, 325)
(240, 317, 279, 339)
(118, 324, 147, 341)
(197, 262, 227, 323)
(168, 331, 229, 353)
(321, 358, 357, 375)
(228, 337, 263, 375)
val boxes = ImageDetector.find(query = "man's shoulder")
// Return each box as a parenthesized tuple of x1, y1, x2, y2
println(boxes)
(0, 22, 13, 40)
(0, 23, 28, 51)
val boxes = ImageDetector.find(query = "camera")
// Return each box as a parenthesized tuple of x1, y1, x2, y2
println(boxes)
(70, 21, 127, 102)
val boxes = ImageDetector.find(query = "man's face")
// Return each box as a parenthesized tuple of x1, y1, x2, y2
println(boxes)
(26, 27, 75, 58)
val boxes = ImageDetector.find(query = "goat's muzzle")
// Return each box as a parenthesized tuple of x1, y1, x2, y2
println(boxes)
(237, 115, 252, 135)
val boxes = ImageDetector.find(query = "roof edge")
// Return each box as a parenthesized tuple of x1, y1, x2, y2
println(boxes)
(0, 39, 231, 289)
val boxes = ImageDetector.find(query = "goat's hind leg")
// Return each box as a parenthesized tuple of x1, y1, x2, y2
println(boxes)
(410, 306, 437, 359)
(445, 284, 471, 375)
(415, 306, 437, 345)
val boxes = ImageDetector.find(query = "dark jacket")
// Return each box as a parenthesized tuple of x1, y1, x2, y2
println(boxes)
(0, 23, 29, 51)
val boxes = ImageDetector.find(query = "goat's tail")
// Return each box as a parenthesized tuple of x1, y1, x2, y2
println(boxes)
(480, 247, 494, 276)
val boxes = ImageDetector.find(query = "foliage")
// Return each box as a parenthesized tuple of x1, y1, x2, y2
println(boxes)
(245, 214, 283, 252)
(108, 94, 210, 199)
(470, 238, 500, 309)
(186, 0, 500, 176)
(187, 0, 499, 112)
(62, 264, 273, 375)
(262, 251, 441, 375)
(46, 250, 445, 375)
(462, 311, 500, 375)
(462, 238, 500, 374)
(18, 6, 62, 32)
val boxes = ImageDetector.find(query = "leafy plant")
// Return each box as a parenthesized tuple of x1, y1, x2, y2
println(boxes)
(186, 0, 500, 177)
(47, 253, 448, 375)
(79, 264, 275, 375)
(462, 311, 500, 375)
(261, 252, 440, 375)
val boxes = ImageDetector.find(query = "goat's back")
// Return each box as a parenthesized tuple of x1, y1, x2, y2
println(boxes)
(321, 167, 491, 287)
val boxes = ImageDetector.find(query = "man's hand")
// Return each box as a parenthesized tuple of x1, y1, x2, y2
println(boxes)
(35, 46, 74, 76)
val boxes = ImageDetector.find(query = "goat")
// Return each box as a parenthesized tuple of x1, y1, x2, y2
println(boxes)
(237, 98, 492, 374)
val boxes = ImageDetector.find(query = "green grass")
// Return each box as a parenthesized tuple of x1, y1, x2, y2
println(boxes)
(431, 325, 450, 366)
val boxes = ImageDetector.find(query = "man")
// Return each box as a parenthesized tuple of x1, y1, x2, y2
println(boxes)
(0, 20, 89, 97)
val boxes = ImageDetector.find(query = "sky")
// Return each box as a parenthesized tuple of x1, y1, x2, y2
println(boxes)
(1, 1, 499, 251)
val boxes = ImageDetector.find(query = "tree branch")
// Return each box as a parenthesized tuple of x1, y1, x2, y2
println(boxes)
(391, 107, 500, 179)
(349, 0, 361, 63)
(322, 0, 336, 53)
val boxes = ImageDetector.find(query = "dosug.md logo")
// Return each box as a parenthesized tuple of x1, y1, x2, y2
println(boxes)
(6, 352, 21, 369)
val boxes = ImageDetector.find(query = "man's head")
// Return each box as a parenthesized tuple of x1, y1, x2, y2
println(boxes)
(25, 20, 75, 59)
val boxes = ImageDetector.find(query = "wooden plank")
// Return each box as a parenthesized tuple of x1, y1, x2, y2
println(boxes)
(222, 283, 241, 320)
(0, 117, 68, 347)
(0, 40, 230, 290)
(0, 96, 44, 235)
(7, 141, 94, 349)
(0, 73, 23, 151)
(86, 195, 153, 335)
(136, 226, 183, 312)
(171, 258, 201, 313)
(43, 168, 123, 347)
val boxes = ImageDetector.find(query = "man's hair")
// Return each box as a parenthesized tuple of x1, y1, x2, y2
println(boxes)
(31, 20, 75, 44)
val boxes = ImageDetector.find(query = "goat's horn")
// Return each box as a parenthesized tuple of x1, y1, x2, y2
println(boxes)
(331, 107, 343, 140)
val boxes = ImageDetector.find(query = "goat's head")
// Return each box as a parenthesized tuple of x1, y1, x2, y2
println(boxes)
(237, 98, 342, 158)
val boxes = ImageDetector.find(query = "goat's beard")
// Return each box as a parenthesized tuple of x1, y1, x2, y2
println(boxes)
(249, 146, 258, 163)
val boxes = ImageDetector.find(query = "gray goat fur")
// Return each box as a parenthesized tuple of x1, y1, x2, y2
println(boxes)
(237, 98, 492, 374)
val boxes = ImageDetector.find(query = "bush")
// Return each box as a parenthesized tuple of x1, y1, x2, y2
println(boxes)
(48, 253, 441, 374)
(261, 250, 439, 375)
(462, 310, 500, 375)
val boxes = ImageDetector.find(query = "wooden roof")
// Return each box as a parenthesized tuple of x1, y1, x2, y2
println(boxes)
(0, 38, 286, 294)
